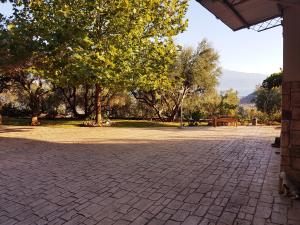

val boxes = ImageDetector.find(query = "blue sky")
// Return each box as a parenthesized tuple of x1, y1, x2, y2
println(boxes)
(0, 0, 283, 75)
(175, 0, 283, 75)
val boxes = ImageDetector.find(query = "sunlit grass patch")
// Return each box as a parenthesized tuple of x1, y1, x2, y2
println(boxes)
(111, 120, 181, 127)
(2, 117, 184, 128)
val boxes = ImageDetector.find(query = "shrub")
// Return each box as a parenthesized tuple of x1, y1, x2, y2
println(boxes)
(1, 103, 31, 117)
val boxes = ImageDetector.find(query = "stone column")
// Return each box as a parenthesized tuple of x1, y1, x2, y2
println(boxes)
(281, 5, 300, 187)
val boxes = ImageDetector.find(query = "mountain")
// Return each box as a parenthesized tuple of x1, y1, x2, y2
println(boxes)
(240, 93, 256, 105)
(218, 69, 268, 97)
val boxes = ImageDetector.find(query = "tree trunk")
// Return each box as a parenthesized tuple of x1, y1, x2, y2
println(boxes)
(71, 87, 79, 117)
(95, 83, 102, 126)
(170, 103, 181, 122)
(30, 94, 40, 126)
(84, 85, 89, 117)
(169, 94, 184, 122)
(31, 116, 39, 126)
(153, 107, 165, 122)
(59, 87, 80, 118)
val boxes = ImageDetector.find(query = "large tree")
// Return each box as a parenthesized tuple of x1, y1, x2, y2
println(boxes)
(133, 40, 221, 121)
(262, 70, 282, 90)
(254, 86, 281, 115)
(253, 70, 282, 115)
(1, 0, 188, 125)
(217, 89, 239, 116)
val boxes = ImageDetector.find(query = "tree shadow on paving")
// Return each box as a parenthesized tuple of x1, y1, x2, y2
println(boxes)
(0, 126, 33, 133)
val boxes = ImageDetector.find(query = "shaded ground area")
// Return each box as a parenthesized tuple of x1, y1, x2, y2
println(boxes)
(0, 126, 299, 225)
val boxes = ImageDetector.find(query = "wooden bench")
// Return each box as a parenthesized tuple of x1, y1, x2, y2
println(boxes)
(213, 117, 238, 127)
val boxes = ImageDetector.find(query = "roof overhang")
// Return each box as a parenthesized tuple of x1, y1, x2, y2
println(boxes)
(196, 0, 300, 31)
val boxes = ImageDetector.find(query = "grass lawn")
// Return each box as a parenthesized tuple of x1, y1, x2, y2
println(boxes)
(112, 120, 181, 127)
(1, 117, 190, 128)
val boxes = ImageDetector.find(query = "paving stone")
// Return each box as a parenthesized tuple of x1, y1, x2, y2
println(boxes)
(180, 203, 198, 212)
(171, 210, 189, 222)
(167, 200, 183, 210)
(149, 193, 164, 201)
(182, 215, 202, 225)
(233, 219, 251, 225)
(112, 220, 130, 225)
(98, 218, 114, 225)
(156, 212, 171, 221)
(208, 205, 223, 217)
(255, 206, 272, 219)
(148, 218, 165, 225)
(121, 208, 142, 222)
(131, 216, 148, 225)
(47, 218, 69, 225)
(271, 212, 287, 224)
(0, 218, 18, 225)
(252, 217, 266, 225)
(185, 193, 204, 204)
(288, 208, 300, 221)
(133, 198, 153, 211)
(60, 209, 78, 220)
(219, 212, 236, 225)
(62, 215, 86, 225)
(165, 220, 181, 225)
(200, 197, 214, 206)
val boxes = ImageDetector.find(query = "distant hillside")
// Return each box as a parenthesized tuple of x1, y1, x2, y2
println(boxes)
(240, 93, 256, 105)
(218, 69, 267, 97)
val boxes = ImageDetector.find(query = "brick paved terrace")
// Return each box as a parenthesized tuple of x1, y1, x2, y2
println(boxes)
(0, 126, 299, 225)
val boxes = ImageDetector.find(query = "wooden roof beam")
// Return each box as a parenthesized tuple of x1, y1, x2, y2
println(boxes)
(222, 0, 250, 28)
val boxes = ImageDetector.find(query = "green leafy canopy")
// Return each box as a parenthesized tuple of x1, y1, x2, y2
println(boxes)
(2, 0, 188, 89)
